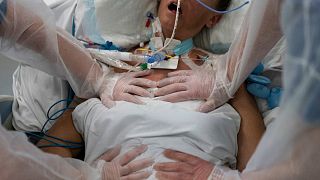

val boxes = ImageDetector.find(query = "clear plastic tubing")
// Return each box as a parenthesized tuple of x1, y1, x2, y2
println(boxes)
(88, 49, 148, 63)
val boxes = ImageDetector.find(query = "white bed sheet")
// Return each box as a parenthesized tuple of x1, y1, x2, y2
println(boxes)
(72, 98, 240, 179)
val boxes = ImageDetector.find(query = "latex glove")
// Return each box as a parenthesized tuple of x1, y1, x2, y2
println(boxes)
(154, 149, 213, 180)
(100, 70, 157, 108)
(97, 144, 154, 180)
(155, 69, 217, 112)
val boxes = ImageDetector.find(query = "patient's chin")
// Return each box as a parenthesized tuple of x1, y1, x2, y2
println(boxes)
(163, 28, 184, 40)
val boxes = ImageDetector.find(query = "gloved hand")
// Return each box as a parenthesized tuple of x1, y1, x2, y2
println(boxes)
(97, 144, 154, 180)
(100, 70, 157, 108)
(154, 69, 221, 112)
(154, 149, 214, 180)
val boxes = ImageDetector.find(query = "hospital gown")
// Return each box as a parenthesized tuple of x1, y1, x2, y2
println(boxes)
(72, 97, 240, 179)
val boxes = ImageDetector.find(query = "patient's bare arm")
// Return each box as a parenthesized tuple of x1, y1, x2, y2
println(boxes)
(37, 101, 83, 158)
(229, 84, 265, 171)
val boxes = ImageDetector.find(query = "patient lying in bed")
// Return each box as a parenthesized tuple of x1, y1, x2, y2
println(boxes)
(37, 52, 263, 177)
(35, 1, 264, 177)
(74, 96, 239, 168)
(36, 1, 266, 177)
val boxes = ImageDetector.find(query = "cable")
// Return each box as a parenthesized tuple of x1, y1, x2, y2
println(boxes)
(152, 0, 181, 55)
(25, 132, 61, 146)
(24, 84, 85, 149)
(26, 130, 84, 149)
(41, 106, 75, 133)
(38, 144, 83, 149)
(43, 133, 83, 145)
(46, 99, 74, 121)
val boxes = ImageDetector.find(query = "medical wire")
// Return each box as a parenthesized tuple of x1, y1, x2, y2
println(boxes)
(41, 100, 75, 133)
(37, 144, 83, 149)
(195, 0, 250, 14)
(25, 83, 84, 148)
(26, 132, 83, 149)
(40, 107, 83, 148)
(44, 133, 83, 145)
(26, 97, 84, 149)
(25, 132, 63, 146)
(152, 0, 181, 55)
(45, 99, 75, 121)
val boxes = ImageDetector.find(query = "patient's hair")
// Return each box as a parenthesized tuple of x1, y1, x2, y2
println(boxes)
(216, 0, 232, 11)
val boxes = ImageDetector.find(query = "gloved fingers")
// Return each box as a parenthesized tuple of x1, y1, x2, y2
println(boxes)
(126, 86, 154, 98)
(121, 158, 154, 176)
(154, 162, 193, 172)
(130, 70, 154, 78)
(119, 145, 148, 166)
(162, 149, 202, 166)
(119, 94, 145, 105)
(167, 70, 193, 77)
(158, 91, 192, 103)
(99, 145, 121, 162)
(100, 94, 116, 108)
(121, 171, 152, 180)
(157, 76, 188, 88)
(130, 78, 157, 88)
(154, 83, 187, 97)
(102, 161, 121, 180)
(197, 99, 216, 113)
(155, 171, 193, 180)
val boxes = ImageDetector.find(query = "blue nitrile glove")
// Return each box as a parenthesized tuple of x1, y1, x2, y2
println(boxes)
(267, 87, 282, 109)
(246, 63, 283, 110)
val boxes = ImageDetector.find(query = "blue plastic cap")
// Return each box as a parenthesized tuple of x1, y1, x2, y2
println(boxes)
(247, 74, 271, 86)
(101, 41, 122, 51)
(247, 83, 271, 99)
(252, 63, 264, 75)
(267, 87, 283, 109)
(148, 56, 156, 63)
(148, 53, 166, 63)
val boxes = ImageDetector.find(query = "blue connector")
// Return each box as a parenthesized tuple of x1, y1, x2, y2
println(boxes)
(148, 52, 166, 63)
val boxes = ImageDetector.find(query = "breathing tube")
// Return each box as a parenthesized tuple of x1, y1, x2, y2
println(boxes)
(152, 0, 182, 55)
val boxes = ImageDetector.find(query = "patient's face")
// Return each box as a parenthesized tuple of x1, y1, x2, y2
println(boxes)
(158, 0, 221, 40)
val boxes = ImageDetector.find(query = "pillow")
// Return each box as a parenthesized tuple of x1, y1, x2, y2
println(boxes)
(193, 0, 250, 54)
(44, 0, 77, 32)
(75, 0, 158, 49)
